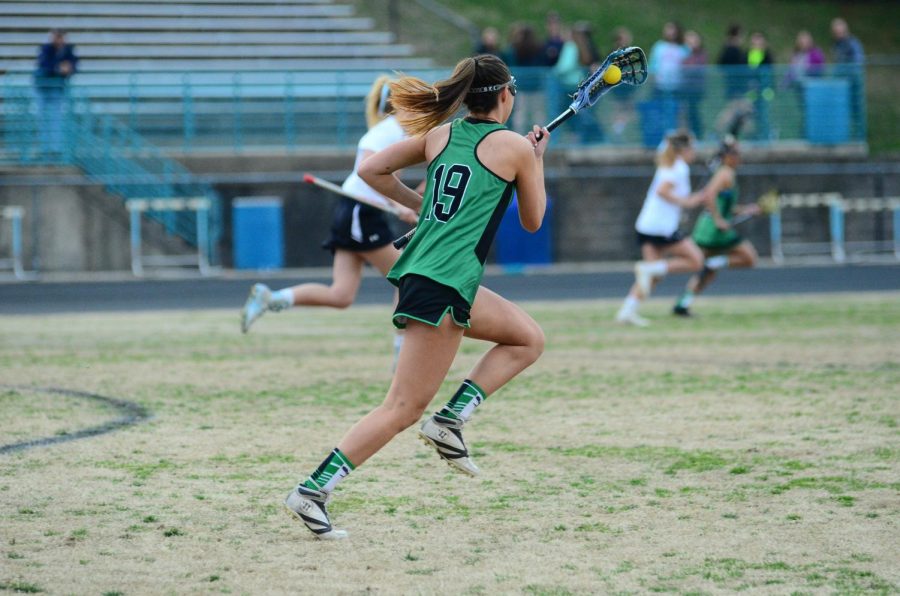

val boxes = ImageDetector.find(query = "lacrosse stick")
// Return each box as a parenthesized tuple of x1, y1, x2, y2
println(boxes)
(731, 189, 779, 226)
(303, 173, 402, 216)
(391, 46, 648, 250)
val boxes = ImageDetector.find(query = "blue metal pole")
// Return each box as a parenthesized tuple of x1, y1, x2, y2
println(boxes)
(769, 211, 783, 264)
(893, 206, 900, 260)
(183, 73, 194, 153)
(284, 73, 295, 150)
(10, 207, 25, 279)
(829, 200, 846, 262)
(197, 201, 210, 275)
(129, 203, 143, 276)
(232, 73, 242, 153)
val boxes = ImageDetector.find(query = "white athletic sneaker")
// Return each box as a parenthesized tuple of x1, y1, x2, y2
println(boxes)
(419, 415, 479, 477)
(240, 283, 271, 334)
(615, 310, 650, 327)
(284, 485, 348, 540)
(634, 262, 654, 299)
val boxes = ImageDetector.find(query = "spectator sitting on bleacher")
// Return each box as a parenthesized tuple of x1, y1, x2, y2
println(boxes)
(541, 11, 565, 67)
(34, 29, 78, 156)
(475, 27, 502, 57)
(681, 30, 708, 140)
(830, 17, 865, 136)
(507, 22, 546, 133)
(785, 30, 825, 88)
(717, 24, 747, 100)
(552, 21, 604, 144)
(830, 17, 864, 66)
(610, 26, 638, 140)
(648, 21, 687, 99)
(745, 32, 775, 140)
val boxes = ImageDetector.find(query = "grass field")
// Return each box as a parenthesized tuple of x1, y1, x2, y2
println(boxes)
(1, 293, 898, 594)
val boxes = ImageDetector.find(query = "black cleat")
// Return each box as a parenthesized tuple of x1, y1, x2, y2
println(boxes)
(672, 305, 693, 317)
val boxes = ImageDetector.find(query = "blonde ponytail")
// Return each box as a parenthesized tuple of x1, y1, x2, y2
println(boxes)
(390, 58, 477, 136)
(390, 54, 511, 136)
(656, 129, 693, 167)
(364, 75, 394, 129)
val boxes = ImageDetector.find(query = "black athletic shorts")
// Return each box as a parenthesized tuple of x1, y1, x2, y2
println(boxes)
(696, 235, 744, 252)
(321, 198, 394, 253)
(392, 274, 472, 330)
(636, 230, 685, 247)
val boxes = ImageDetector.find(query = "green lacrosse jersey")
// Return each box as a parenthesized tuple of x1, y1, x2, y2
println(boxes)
(693, 182, 741, 249)
(387, 118, 516, 305)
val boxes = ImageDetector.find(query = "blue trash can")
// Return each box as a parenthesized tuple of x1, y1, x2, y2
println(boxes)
(495, 194, 552, 266)
(804, 78, 850, 144)
(232, 197, 284, 269)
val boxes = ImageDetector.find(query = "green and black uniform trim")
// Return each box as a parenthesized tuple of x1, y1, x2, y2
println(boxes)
(692, 183, 743, 251)
(388, 118, 516, 328)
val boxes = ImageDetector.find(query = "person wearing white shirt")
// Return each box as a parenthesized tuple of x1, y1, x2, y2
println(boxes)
(615, 130, 706, 326)
(241, 76, 419, 360)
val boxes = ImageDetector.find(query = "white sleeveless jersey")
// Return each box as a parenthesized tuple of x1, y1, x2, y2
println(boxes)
(635, 158, 691, 236)
(341, 116, 407, 209)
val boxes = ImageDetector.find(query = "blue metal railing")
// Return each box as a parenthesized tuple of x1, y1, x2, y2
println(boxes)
(2, 64, 867, 155)
(1, 79, 222, 263)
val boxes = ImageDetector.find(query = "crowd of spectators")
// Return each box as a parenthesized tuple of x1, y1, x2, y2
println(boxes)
(473, 14, 866, 142)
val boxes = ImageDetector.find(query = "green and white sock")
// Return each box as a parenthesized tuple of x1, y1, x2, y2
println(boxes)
(301, 447, 355, 493)
(269, 288, 294, 311)
(436, 379, 486, 423)
(676, 291, 694, 309)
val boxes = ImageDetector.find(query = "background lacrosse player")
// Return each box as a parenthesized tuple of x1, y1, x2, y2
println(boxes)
(615, 130, 707, 327)
(673, 138, 760, 316)
(240, 76, 419, 362)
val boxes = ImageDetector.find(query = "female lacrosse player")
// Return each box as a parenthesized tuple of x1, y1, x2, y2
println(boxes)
(615, 130, 706, 327)
(673, 139, 759, 316)
(283, 54, 550, 539)
(240, 76, 419, 359)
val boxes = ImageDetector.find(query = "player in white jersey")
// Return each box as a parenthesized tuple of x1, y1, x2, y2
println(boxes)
(240, 76, 419, 359)
(615, 130, 706, 326)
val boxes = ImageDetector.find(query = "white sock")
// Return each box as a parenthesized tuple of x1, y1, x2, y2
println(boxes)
(705, 255, 729, 270)
(619, 294, 640, 316)
(269, 288, 294, 311)
(641, 260, 669, 276)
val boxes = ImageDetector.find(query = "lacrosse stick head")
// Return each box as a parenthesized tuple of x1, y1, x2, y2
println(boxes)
(569, 46, 647, 112)
(757, 189, 780, 214)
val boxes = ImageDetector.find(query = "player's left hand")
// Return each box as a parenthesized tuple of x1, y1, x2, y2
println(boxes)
(526, 126, 550, 159)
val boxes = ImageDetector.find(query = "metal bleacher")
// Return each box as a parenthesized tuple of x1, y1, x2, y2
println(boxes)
(0, 0, 434, 150)
(1, 0, 437, 267)
(0, 0, 432, 73)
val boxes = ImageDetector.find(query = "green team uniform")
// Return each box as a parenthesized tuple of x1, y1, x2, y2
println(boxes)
(387, 118, 516, 305)
(692, 183, 743, 251)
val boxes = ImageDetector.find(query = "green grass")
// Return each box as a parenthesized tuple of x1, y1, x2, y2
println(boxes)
(0, 294, 897, 594)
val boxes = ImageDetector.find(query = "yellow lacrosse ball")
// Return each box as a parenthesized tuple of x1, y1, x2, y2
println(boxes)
(603, 65, 622, 85)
